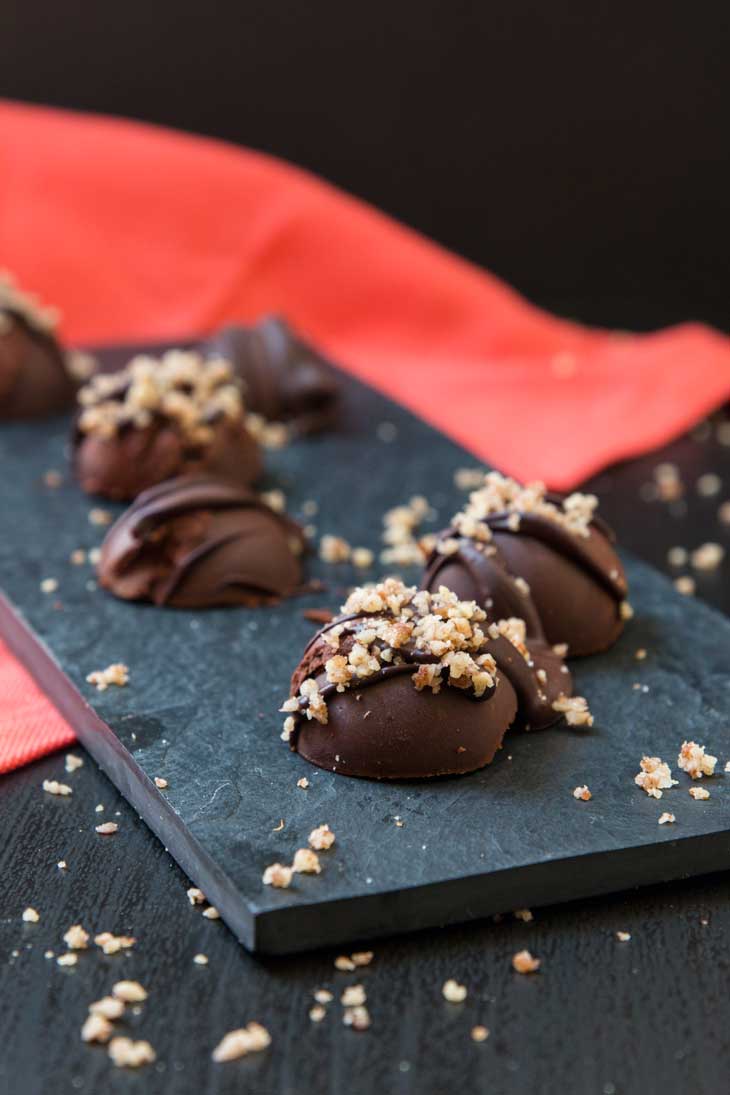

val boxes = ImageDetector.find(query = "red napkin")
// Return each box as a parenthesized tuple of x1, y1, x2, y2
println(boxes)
(3, 97, 730, 773)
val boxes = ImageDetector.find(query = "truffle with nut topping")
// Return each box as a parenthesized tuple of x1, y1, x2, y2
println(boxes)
(72, 351, 262, 500)
(0, 271, 81, 419)
(281, 578, 573, 780)
(204, 317, 339, 435)
(422, 472, 628, 656)
(97, 476, 306, 608)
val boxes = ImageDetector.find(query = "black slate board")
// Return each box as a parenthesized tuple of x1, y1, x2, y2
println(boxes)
(2, 344, 730, 955)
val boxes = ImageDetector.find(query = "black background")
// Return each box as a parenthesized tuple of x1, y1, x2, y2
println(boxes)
(1, 0, 728, 332)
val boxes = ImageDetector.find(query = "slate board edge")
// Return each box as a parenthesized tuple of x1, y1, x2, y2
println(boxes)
(5, 590, 730, 956)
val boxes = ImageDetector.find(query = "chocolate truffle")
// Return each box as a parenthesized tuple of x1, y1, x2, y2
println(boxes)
(281, 578, 577, 780)
(423, 472, 629, 657)
(72, 350, 262, 501)
(204, 317, 339, 436)
(98, 476, 306, 608)
(0, 272, 81, 419)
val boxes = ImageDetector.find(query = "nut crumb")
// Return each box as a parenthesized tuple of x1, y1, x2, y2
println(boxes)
(70, 549, 87, 566)
(678, 740, 717, 779)
(513, 908, 533, 922)
(56, 953, 78, 967)
(319, 535, 352, 564)
(308, 824, 335, 850)
(153, 776, 168, 789)
(42, 779, 72, 796)
(341, 984, 366, 1007)
(22, 907, 40, 923)
(658, 812, 676, 825)
(690, 542, 725, 571)
(112, 980, 147, 1003)
(634, 756, 677, 799)
(89, 508, 113, 527)
(65, 754, 84, 773)
(667, 546, 688, 567)
(296, 777, 310, 789)
(314, 989, 334, 1004)
(689, 786, 710, 800)
(95, 822, 119, 835)
(86, 663, 129, 691)
(442, 979, 467, 1003)
(263, 863, 293, 888)
(615, 931, 631, 942)
(193, 954, 208, 965)
(573, 785, 592, 801)
(334, 956, 356, 972)
(343, 1005, 371, 1031)
(64, 925, 90, 950)
(512, 949, 541, 974)
(202, 906, 220, 919)
(471, 1025, 489, 1042)
(674, 576, 696, 596)
(89, 996, 125, 1019)
(292, 848, 322, 875)
(57, 860, 67, 870)
(309, 1004, 327, 1022)
(43, 469, 63, 488)
(351, 951, 374, 967)
(108, 1037, 156, 1068)
(697, 473, 722, 497)
(94, 932, 135, 954)
(81, 1014, 113, 1044)
(352, 547, 374, 569)
(212, 1023, 271, 1062)
(187, 887, 206, 905)
(40, 577, 59, 594)
(635, 649, 647, 661)
(552, 695, 593, 727)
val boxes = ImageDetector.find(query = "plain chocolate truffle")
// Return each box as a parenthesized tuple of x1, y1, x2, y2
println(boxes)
(282, 578, 576, 780)
(72, 350, 262, 501)
(98, 476, 307, 608)
(423, 473, 629, 657)
(0, 272, 78, 419)
(204, 317, 339, 436)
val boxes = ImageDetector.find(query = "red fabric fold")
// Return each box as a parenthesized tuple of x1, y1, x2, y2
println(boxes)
(2, 98, 730, 773)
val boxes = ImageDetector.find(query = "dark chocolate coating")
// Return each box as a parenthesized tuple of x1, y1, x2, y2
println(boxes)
(424, 512, 627, 657)
(204, 317, 339, 434)
(73, 418, 262, 502)
(294, 667, 517, 779)
(98, 476, 306, 608)
(0, 312, 75, 419)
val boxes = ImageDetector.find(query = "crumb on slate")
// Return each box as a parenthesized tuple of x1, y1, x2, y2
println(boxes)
(153, 776, 168, 789)
(263, 863, 293, 888)
(95, 822, 119, 835)
(22, 907, 40, 923)
(202, 906, 220, 920)
(86, 663, 129, 691)
(678, 740, 717, 779)
(112, 980, 147, 1003)
(64, 925, 90, 950)
(471, 1025, 490, 1042)
(658, 812, 676, 825)
(108, 1037, 156, 1068)
(442, 979, 467, 1003)
(308, 824, 335, 850)
(292, 848, 321, 875)
(212, 1023, 271, 1062)
(689, 786, 710, 800)
(615, 931, 631, 942)
(634, 756, 677, 799)
(674, 576, 696, 596)
(573, 785, 592, 801)
(187, 887, 206, 905)
(512, 949, 541, 974)
(65, 754, 84, 773)
(42, 779, 72, 796)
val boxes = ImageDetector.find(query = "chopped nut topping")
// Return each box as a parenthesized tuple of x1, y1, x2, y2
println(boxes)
(112, 980, 147, 1003)
(108, 1037, 156, 1068)
(334, 956, 356, 972)
(343, 1006, 371, 1031)
(154, 777, 168, 789)
(95, 822, 119, 835)
(296, 777, 310, 789)
(635, 648, 647, 661)
(351, 951, 374, 967)
(678, 741, 717, 779)
(634, 756, 677, 799)
(56, 953, 78, 967)
(193, 954, 209, 965)
(615, 931, 631, 942)
(0, 270, 59, 332)
(513, 908, 533, 923)
(446, 472, 598, 544)
(620, 600, 634, 620)
(94, 932, 135, 955)
(658, 812, 676, 825)
(689, 786, 710, 800)
(81, 1014, 113, 1044)
(573, 785, 592, 801)
(65, 754, 84, 773)
(263, 863, 293, 888)
(202, 906, 220, 920)
(64, 925, 90, 950)
(22, 907, 40, 923)
(512, 949, 541, 974)
(454, 468, 486, 491)
(40, 578, 58, 594)
(309, 1005, 327, 1022)
(471, 1025, 490, 1042)
(261, 488, 286, 513)
(381, 496, 432, 566)
(88, 507, 113, 527)
(352, 547, 375, 568)
(212, 1023, 271, 1062)
(43, 469, 63, 488)
(674, 576, 696, 596)
(319, 535, 352, 563)
(57, 861, 67, 870)
(442, 979, 467, 1003)
(187, 887, 206, 905)
(690, 542, 725, 571)
(667, 546, 688, 567)
(78, 350, 245, 443)
(341, 985, 367, 1007)
(86, 663, 129, 691)
(314, 989, 334, 1004)
(89, 996, 125, 1020)
(42, 779, 72, 796)
(696, 473, 722, 497)
(292, 848, 322, 875)
(309, 824, 335, 851)
(552, 695, 594, 727)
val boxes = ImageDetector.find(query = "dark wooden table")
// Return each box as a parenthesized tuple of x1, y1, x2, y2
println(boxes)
(3, 417, 730, 1095)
